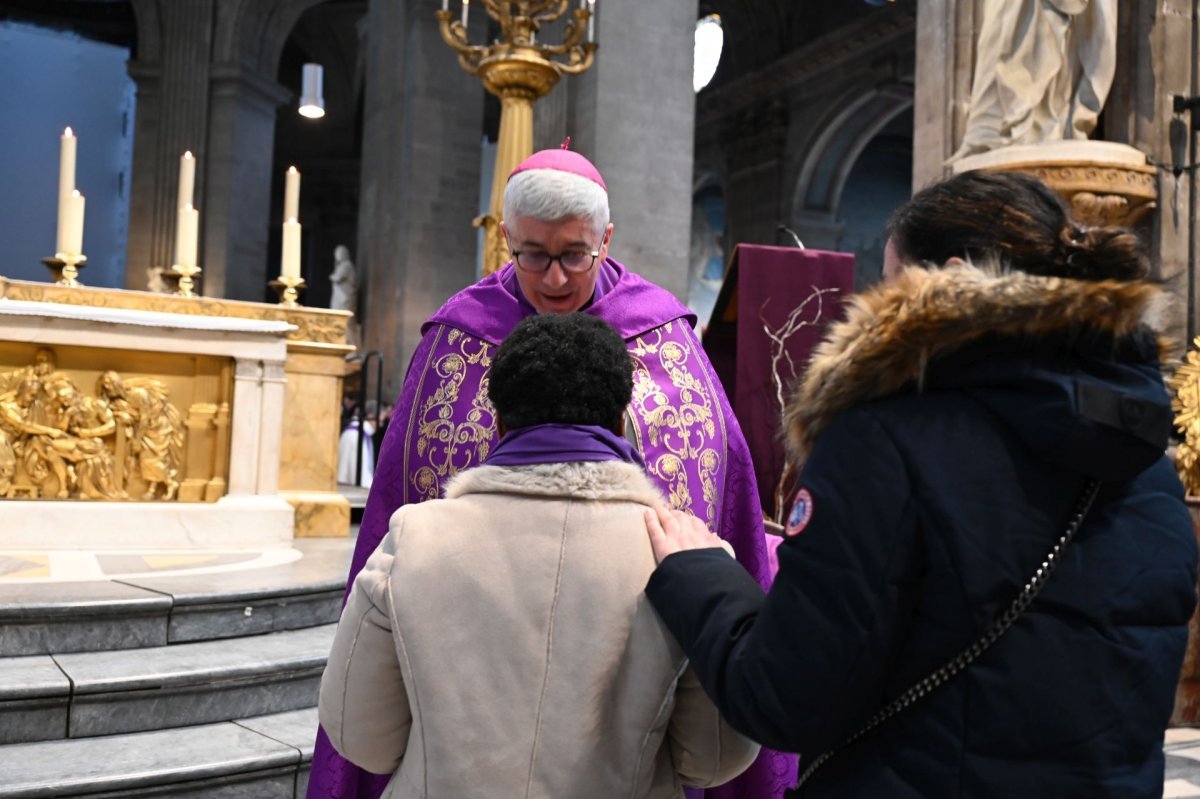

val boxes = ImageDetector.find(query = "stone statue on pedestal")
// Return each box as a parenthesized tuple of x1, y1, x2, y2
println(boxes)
(949, 0, 1118, 163)
(330, 245, 358, 314)
(330, 245, 361, 350)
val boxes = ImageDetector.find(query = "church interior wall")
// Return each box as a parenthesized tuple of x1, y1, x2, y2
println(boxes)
(692, 2, 915, 291)
(0, 21, 134, 289)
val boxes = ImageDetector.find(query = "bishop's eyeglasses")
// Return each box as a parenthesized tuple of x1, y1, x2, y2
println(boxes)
(511, 249, 600, 274)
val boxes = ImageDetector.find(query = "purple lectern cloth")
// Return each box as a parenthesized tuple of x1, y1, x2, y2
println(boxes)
(709, 246, 854, 519)
(307, 259, 795, 799)
(485, 423, 646, 468)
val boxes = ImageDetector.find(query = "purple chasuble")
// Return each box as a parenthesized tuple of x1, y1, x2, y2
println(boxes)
(307, 259, 796, 799)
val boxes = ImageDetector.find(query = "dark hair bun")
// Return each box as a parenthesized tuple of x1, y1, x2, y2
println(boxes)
(488, 313, 633, 430)
(1058, 225, 1148, 281)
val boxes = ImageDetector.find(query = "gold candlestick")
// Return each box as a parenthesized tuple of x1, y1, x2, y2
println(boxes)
(41, 253, 88, 287)
(168, 263, 202, 298)
(437, 1, 598, 274)
(269, 275, 307, 307)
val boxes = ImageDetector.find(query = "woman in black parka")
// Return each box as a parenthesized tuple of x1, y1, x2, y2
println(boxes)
(644, 171, 1199, 798)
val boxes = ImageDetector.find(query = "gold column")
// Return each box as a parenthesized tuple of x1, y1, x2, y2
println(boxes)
(438, 0, 597, 274)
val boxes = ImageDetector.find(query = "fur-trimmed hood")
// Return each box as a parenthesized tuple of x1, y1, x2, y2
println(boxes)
(784, 264, 1173, 477)
(445, 460, 665, 507)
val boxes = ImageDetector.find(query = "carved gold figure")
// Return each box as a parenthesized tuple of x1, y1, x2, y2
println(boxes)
(0, 348, 190, 501)
(1170, 339, 1200, 496)
(97, 371, 185, 501)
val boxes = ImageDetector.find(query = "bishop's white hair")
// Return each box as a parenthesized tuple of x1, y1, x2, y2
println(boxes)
(504, 168, 610, 239)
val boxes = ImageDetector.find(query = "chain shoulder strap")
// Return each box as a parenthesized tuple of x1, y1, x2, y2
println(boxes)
(792, 479, 1102, 793)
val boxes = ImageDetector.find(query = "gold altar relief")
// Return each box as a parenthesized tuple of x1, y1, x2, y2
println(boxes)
(1170, 338, 1200, 496)
(411, 329, 497, 502)
(0, 344, 231, 502)
(627, 322, 724, 528)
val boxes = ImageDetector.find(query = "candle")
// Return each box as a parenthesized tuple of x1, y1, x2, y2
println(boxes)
(281, 218, 302, 279)
(284, 166, 300, 223)
(59, 127, 76, 202)
(175, 204, 199, 267)
(441, 0, 448, 10)
(461, 0, 469, 28)
(177, 151, 195, 211)
(587, 0, 595, 41)
(56, 127, 77, 256)
(61, 190, 85, 256)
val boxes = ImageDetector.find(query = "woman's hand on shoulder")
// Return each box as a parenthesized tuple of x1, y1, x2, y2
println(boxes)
(644, 505, 733, 564)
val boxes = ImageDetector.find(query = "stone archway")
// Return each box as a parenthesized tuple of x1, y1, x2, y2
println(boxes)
(790, 83, 912, 221)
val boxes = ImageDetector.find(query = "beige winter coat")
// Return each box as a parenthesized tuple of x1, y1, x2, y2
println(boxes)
(319, 460, 759, 799)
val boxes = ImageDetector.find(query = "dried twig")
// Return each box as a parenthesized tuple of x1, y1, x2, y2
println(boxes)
(760, 285, 840, 521)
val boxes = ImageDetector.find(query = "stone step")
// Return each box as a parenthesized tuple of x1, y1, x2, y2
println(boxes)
(0, 707, 317, 798)
(0, 624, 335, 744)
(0, 541, 348, 656)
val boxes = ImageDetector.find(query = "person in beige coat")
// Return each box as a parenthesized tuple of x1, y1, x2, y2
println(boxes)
(319, 312, 759, 798)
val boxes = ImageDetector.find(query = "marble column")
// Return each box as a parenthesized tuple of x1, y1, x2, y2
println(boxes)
(544, 0, 699, 300)
(357, 0, 486, 400)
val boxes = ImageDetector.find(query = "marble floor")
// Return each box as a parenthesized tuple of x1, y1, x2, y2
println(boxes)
(0, 546, 304, 582)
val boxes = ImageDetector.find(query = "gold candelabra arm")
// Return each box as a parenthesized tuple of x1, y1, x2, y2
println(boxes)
(536, 8, 589, 56)
(555, 40, 597, 74)
(531, 0, 571, 24)
(436, 10, 489, 71)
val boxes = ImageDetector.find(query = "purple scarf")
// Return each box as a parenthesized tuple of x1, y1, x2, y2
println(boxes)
(484, 423, 645, 468)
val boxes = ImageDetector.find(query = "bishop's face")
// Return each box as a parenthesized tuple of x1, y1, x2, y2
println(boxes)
(503, 214, 612, 314)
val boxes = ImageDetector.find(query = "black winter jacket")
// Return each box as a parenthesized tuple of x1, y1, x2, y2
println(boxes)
(647, 265, 1198, 798)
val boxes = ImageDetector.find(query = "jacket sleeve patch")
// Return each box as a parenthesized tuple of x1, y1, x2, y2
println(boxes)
(785, 488, 814, 537)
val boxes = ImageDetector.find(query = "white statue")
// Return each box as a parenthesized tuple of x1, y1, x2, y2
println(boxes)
(949, 0, 1118, 163)
(330, 245, 358, 313)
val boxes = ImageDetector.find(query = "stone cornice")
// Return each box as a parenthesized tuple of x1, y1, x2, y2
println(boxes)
(697, 10, 916, 126)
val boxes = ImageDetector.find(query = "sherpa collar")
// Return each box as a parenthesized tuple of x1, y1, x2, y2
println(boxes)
(444, 459, 665, 507)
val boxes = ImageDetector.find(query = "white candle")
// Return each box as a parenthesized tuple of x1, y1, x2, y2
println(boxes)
(56, 127, 76, 255)
(441, 0, 448, 10)
(587, 0, 595, 42)
(284, 166, 300, 223)
(175, 204, 199, 267)
(61, 190, 85, 256)
(177, 151, 195, 211)
(281, 218, 302, 279)
(461, 0, 469, 28)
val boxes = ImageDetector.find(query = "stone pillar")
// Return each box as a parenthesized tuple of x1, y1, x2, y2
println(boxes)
(204, 65, 291, 300)
(912, 0, 982, 189)
(722, 101, 790, 249)
(357, 0, 485, 399)
(125, 0, 216, 290)
(125, 0, 290, 300)
(554, 0, 698, 300)
(1105, 0, 1198, 341)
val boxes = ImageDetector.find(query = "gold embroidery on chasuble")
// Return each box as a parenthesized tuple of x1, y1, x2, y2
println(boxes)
(627, 322, 725, 528)
(408, 328, 496, 503)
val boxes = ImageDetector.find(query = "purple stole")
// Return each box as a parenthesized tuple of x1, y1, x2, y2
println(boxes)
(307, 260, 796, 799)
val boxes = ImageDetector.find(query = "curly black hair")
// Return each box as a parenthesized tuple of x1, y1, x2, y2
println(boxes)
(488, 313, 633, 431)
